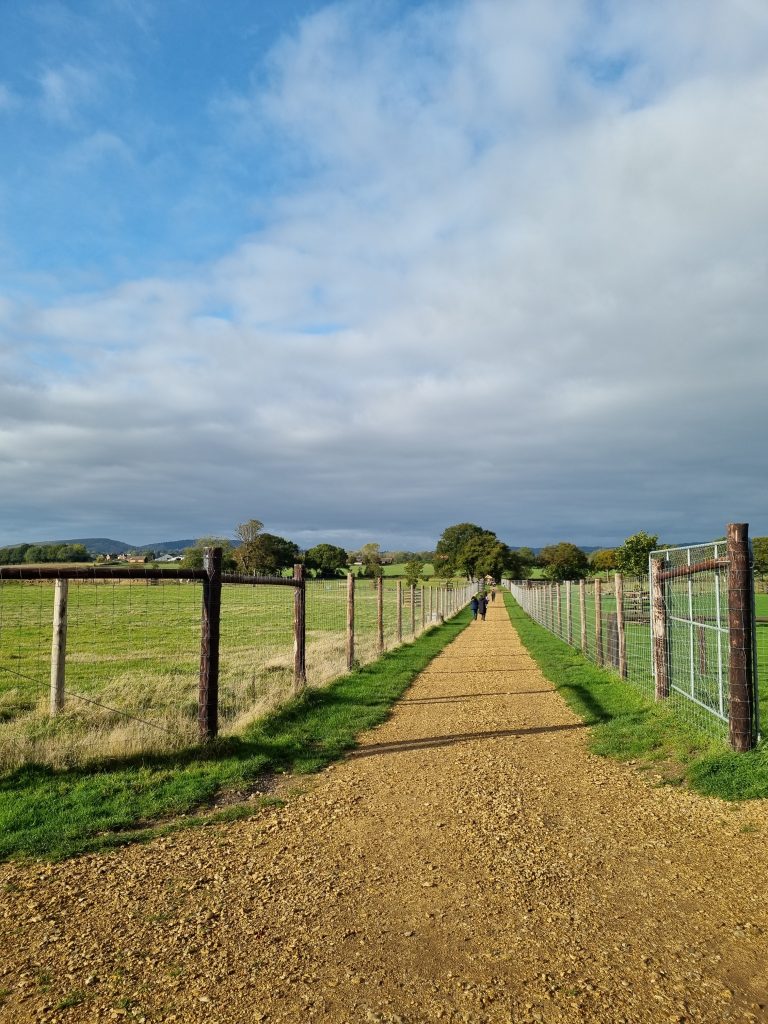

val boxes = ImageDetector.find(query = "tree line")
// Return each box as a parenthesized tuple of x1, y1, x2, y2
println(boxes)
(0, 542, 90, 565)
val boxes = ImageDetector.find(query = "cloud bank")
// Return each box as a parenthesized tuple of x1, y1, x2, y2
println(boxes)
(1, 0, 767, 549)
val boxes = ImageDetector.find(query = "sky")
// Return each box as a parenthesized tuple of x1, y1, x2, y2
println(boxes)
(1, 0, 767, 552)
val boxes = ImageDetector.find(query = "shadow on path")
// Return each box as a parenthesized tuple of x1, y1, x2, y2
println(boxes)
(349, 722, 588, 759)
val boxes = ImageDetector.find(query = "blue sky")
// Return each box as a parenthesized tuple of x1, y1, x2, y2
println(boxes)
(2, 0, 768, 550)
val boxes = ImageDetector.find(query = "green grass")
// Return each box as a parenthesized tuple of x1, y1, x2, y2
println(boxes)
(0, 608, 472, 861)
(503, 592, 768, 800)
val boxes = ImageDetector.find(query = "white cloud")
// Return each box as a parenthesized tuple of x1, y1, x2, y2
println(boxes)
(2, 0, 768, 546)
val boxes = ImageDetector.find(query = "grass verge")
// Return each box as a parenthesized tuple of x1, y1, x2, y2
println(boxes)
(0, 610, 472, 861)
(503, 592, 768, 801)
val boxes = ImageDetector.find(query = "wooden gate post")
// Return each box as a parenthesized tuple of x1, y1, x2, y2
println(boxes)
(346, 573, 355, 670)
(199, 546, 222, 741)
(651, 557, 669, 700)
(293, 564, 306, 692)
(727, 523, 756, 751)
(377, 575, 384, 654)
(50, 579, 68, 716)
(615, 573, 627, 679)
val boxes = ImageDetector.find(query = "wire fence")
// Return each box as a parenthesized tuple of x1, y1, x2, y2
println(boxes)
(0, 564, 472, 769)
(507, 529, 762, 748)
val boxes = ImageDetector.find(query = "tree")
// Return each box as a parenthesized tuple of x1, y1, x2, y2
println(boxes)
(590, 548, 618, 573)
(237, 533, 299, 575)
(435, 523, 487, 576)
(615, 531, 659, 577)
(539, 542, 589, 581)
(181, 537, 237, 570)
(516, 547, 538, 569)
(305, 543, 348, 578)
(752, 537, 768, 576)
(236, 519, 264, 544)
(359, 542, 383, 578)
(403, 559, 425, 587)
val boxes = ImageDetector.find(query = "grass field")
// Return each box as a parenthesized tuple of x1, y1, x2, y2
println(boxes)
(0, 607, 474, 861)
(0, 576, 468, 769)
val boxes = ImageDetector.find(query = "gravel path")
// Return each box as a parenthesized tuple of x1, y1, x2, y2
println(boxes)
(2, 598, 768, 1024)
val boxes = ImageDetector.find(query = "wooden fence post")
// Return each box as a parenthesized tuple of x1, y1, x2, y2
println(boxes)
(615, 573, 627, 679)
(377, 575, 384, 654)
(420, 585, 425, 632)
(429, 585, 434, 623)
(566, 581, 573, 646)
(651, 557, 669, 700)
(293, 564, 306, 692)
(579, 580, 587, 653)
(347, 573, 355, 670)
(728, 522, 756, 751)
(410, 584, 416, 636)
(557, 583, 563, 635)
(50, 579, 68, 716)
(594, 579, 603, 666)
(397, 581, 403, 642)
(199, 546, 222, 741)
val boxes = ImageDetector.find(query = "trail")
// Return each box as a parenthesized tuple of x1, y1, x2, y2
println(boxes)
(2, 598, 767, 1023)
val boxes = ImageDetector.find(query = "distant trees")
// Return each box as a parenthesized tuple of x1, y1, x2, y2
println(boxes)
(0, 543, 90, 565)
(403, 559, 425, 587)
(753, 537, 768, 576)
(539, 542, 589, 581)
(358, 543, 384, 578)
(435, 523, 520, 581)
(590, 548, 618, 573)
(305, 543, 348, 578)
(615, 531, 659, 577)
(181, 537, 238, 570)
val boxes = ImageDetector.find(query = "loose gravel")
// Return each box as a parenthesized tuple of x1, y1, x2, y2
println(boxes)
(2, 599, 767, 1024)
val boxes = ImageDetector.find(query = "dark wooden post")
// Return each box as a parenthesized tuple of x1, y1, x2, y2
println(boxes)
(651, 557, 669, 700)
(293, 564, 306, 692)
(199, 546, 222, 740)
(728, 523, 755, 751)
(377, 575, 384, 654)
(615, 573, 627, 679)
(346, 573, 355, 670)
(594, 579, 603, 666)
(50, 579, 68, 716)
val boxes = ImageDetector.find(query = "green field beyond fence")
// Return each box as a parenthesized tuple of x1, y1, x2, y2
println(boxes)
(0, 576, 467, 769)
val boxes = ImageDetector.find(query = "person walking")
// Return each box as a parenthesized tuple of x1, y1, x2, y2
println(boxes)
(477, 592, 488, 620)
(470, 594, 479, 620)
(491, 586, 497, 602)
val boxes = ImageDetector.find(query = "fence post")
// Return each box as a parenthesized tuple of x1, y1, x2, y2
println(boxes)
(566, 581, 573, 645)
(420, 585, 425, 632)
(410, 584, 416, 636)
(347, 573, 355, 670)
(199, 546, 222, 741)
(727, 523, 756, 751)
(615, 573, 627, 679)
(557, 583, 563, 635)
(594, 579, 603, 666)
(651, 557, 669, 700)
(397, 581, 403, 642)
(377, 575, 384, 654)
(50, 579, 68, 716)
(579, 580, 587, 652)
(293, 564, 306, 692)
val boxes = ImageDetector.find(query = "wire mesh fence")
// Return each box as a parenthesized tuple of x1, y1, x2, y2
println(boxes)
(0, 566, 473, 769)
(507, 531, 761, 747)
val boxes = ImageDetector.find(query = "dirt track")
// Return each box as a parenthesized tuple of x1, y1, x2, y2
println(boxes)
(2, 598, 768, 1023)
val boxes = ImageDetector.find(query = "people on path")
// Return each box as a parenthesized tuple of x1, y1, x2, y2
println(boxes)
(470, 595, 479, 620)
(491, 587, 497, 602)
(477, 593, 488, 620)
